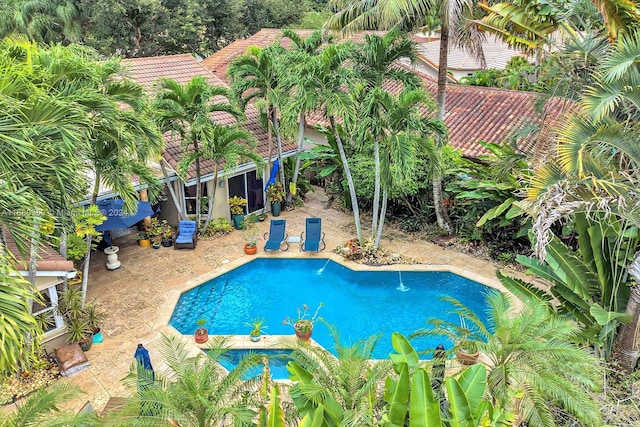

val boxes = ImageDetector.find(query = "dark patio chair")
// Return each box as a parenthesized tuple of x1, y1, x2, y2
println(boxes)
(174, 220, 197, 249)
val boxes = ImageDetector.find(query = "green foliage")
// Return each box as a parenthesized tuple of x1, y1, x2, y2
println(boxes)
(116, 333, 262, 425)
(64, 233, 88, 262)
(446, 142, 530, 258)
(500, 213, 638, 358)
(203, 217, 234, 236)
(240, 0, 310, 35)
(414, 291, 603, 427)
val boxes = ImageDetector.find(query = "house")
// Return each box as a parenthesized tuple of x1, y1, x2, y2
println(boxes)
(200, 29, 568, 158)
(410, 33, 532, 82)
(3, 230, 76, 342)
(121, 54, 298, 222)
(120, 31, 568, 224)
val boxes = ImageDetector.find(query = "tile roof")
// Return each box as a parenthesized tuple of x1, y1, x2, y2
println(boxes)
(121, 54, 228, 92)
(122, 54, 296, 181)
(415, 36, 530, 72)
(397, 65, 570, 157)
(201, 28, 387, 82)
(3, 230, 74, 273)
(304, 64, 570, 158)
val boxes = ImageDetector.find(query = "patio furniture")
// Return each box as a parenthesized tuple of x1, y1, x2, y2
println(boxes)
(300, 217, 326, 252)
(264, 219, 289, 251)
(174, 220, 197, 249)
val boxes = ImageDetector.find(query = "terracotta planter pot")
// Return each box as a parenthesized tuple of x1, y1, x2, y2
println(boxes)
(456, 349, 479, 365)
(244, 244, 257, 255)
(294, 325, 313, 342)
(194, 328, 209, 344)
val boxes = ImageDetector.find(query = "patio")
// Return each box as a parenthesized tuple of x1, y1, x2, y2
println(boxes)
(63, 188, 507, 413)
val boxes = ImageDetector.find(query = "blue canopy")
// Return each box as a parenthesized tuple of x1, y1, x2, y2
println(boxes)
(95, 199, 154, 232)
(264, 159, 279, 190)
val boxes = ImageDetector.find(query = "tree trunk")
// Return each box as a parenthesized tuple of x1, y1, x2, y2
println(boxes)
(433, 26, 453, 234)
(375, 189, 388, 247)
(330, 116, 362, 243)
(59, 229, 68, 290)
(81, 178, 101, 307)
(160, 159, 185, 220)
(28, 220, 40, 286)
(202, 164, 219, 232)
(371, 139, 381, 243)
(266, 106, 273, 189)
(612, 254, 640, 374)
(194, 140, 202, 228)
(288, 113, 306, 203)
(271, 107, 286, 202)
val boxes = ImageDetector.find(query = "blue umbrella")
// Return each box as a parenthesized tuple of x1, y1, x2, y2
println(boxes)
(134, 344, 154, 390)
(95, 199, 154, 232)
(264, 159, 279, 190)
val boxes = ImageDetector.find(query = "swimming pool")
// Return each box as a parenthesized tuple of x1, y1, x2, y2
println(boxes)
(213, 349, 293, 380)
(170, 258, 490, 359)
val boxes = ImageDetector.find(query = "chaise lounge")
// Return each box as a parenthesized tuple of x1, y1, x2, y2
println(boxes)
(300, 217, 326, 252)
(264, 219, 289, 251)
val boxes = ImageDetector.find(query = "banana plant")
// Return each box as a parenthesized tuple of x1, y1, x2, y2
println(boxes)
(382, 333, 511, 427)
(286, 361, 343, 426)
(499, 212, 636, 358)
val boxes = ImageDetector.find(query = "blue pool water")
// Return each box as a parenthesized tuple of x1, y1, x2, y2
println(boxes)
(213, 349, 293, 380)
(170, 258, 491, 359)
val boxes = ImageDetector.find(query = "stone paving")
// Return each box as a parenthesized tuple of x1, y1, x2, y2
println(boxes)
(62, 189, 515, 413)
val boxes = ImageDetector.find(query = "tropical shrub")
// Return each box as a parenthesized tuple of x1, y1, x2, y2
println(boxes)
(446, 142, 530, 258)
(499, 212, 638, 359)
(414, 291, 603, 427)
(201, 217, 233, 237)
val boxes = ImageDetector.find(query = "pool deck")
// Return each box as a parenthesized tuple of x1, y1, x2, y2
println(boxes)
(53, 189, 523, 413)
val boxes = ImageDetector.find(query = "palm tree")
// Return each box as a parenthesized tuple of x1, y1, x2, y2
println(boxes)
(112, 334, 262, 426)
(368, 87, 445, 246)
(0, 381, 98, 427)
(0, 41, 94, 372)
(228, 44, 288, 198)
(280, 29, 327, 203)
(327, 0, 485, 233)
(0, 0, 81, 44)
(154, 76, 239, 228)
(351, 30, 424, 245)
(415, 291, 603, 427)
(289, 42, 364, 242)
(288, 322, 392, 424)
(180, 125, 264, 231)
(77, 61, 163, 306)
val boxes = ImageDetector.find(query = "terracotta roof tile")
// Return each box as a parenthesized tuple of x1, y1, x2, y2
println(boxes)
(123, 54, 296, 181)
(121, 54, 227, 92)
(201, 28, 387, 82)
(3, 230, 74, 273)
(202, 29, 568, 158)
(304, 64, 569, 157)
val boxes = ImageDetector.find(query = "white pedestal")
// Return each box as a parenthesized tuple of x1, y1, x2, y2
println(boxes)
(104, 246, 121, 270)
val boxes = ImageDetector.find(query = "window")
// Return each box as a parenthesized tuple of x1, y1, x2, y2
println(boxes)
(184, 183, 209, 215)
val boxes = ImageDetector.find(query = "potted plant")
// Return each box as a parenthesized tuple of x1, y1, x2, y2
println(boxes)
(456, 339, 479, 365)
(258, 212, 268, 222)
(266, 184, 284, 217)
(56, 287, 100, 351)
(282, 302, 323, 342)
(194, 318, 209, 344)
(136, 230, 151, 247)
(228, 196, 247, 229)
(160, 220, 174, 247)
(243, 222, 260, 255)
(86, 303, 105, 344)
(245, 316, 268, 342)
